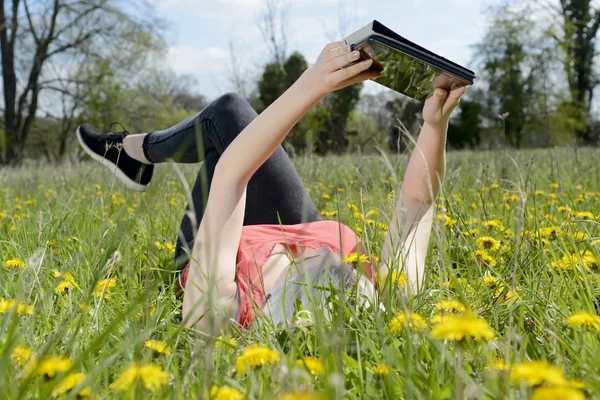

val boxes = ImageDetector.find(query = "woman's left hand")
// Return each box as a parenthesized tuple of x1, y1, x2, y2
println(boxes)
(422, 86, 468, 129)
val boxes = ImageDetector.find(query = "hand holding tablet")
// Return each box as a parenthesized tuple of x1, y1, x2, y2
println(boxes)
(343, 20, 476, 101)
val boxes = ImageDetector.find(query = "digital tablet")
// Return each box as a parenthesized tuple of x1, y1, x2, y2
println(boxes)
(343, 20, 476, 101)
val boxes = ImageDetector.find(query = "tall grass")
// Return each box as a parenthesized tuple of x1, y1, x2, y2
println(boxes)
(1, 147, 599, 399)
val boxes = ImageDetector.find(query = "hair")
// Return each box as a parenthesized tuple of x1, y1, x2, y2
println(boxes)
(261, 251, 376, 328)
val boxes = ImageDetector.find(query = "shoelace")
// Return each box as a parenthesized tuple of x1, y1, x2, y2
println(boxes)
(105, 122, 130, 152)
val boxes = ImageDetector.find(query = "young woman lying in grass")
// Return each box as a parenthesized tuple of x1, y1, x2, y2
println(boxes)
(76, 40, 467, 335)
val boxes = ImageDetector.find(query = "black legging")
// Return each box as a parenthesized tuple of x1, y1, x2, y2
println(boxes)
(141, 92, 323, 271)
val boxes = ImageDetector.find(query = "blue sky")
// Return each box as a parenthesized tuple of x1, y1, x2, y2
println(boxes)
(152, 0, 500, 100)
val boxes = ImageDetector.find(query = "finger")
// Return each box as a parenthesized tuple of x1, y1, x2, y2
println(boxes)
(323, 40, 346, 53)
(429, 88, 448, 110)
(337, 69, 382, 88)
(326, 48, 362, 71)
(323, 43, 352, 63)
(448, 85, 467, 99)
(329, 59, 375, 86)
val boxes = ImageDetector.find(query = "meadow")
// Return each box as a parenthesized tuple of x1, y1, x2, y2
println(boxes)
(1, 147, 600, 399)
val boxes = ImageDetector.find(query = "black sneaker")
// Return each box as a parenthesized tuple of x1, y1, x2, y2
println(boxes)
(76, 123, 154, 192)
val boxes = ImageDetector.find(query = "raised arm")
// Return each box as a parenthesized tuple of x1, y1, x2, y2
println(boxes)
(378, 86, 467, 293)
(182, 40, 382, 334)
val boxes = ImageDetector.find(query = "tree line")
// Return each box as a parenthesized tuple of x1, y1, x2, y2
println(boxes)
(2, 0, 600, 165)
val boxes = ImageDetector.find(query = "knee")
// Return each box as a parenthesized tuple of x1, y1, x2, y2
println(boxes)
(209, 92, 250, 114)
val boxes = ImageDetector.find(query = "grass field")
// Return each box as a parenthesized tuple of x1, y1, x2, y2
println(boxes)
(1, 147, 600, 399)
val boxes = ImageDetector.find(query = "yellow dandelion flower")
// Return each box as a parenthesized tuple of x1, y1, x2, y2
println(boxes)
(208, 386, 243, 400)
(567, 312, 600, 330)
(353, 211, 364, 219)
(53, 372, 92, 397)
(54, 272, 80, 294)
(235, 345, 280, 374)
(93, 278, 117, 299)
(483, 219, 504, 230)
(281, 391, 325, 400)
(144, 340, 171, 355)
(530, 385, 584, 400)
(24, 355, 73, 378)
(475, 250, 497, 267)
(539, 226, 563, 239)
(342, 252, 370, 266)
(12, 346, 33, 366)
(297, 356, 323, 376)
(154, 242, 164, 250)
(0, 299, 34, 315)
(430, 313, 495, 342)
(483, 273, 500, 288)
(368, 363, 389, 375)
(491, 183, 500, 189)
(575, 211, 594, 220)
(321, 193, 330, 200)
(215, 335, 237, 350)
(111, 363, 169, 392)
(435, 300, 466, 313)
(476, 236, 501, 252)
(486, 359, 511, 371)
(4, 257, 25, 270)
(389, 311, 427, 333)
(384, 271, 407, 287)
(509, 360, 567, 386)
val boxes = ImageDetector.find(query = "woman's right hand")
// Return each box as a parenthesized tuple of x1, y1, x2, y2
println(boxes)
(303, 40, 383, 97)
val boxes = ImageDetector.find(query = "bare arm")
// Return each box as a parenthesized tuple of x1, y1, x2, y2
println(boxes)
(182, 40, 382, 334)
(379, 87, 467, 293)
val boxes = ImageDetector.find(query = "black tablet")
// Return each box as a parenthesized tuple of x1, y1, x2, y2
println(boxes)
(343, 20, 476, 101)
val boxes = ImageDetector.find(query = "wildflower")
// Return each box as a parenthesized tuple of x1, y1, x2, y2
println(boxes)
(0, 299, 34, 315)
(342, 252, 370, 267)
(437, 214, 457, 228)
(486, 359, 511, 371)
(539, 226, 563, 239)
(321, 193, 330, 200)
(208, 386, 243, 400)
(24, 355, 73, 378)
(567, 312, 600, 330)
(111, 363, 169, 392)
(575, 211, 594, 220)
(54, 271, 80, 294)
(368, 363, 389, 376)
(4, 257, 25, 270)
(320, 210, 338, 218)
(92, 278, 117, 299)
(494, 286, 518, 302)
(530, 385, 584, 400)
(476, 236, 501, 252)
(509, 360, 566, 386)
(215, 335, 237, 349)
(435, 300, 466, 313)
(384, 271, 407, 287)
(579, 250, 598, 271)
(144, 340, 171, 355)
(551, 254, 578, 271)
(430, 313, 495, 342)
(53, 372, 92, 397)
(154, 242, 164, 250)
(165, 243, 175, 253)
(483, 273, 500, 288)
(297, 356, 323, 376)
(389, 311, 427, 332)
(475, 250, 497, 267)
(281, 391, 324, 400)
(235, 345, 280, 374)
(12, 346, 33, 366)
(483, 219, 504, 230)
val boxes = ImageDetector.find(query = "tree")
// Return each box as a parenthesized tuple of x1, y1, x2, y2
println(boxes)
(556, 0, 600, 143)
(255, 0, 289, 67)
(0, 0, 162, 165)
(472, 6, 543, 148)
(447, 99, 482, 149)
(385, 97, 422, 153)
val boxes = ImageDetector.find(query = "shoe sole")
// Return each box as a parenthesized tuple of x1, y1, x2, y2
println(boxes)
(77, 127, 148, 192)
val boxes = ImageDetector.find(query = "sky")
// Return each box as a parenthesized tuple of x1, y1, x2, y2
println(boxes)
(150, 0, 499, 101)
